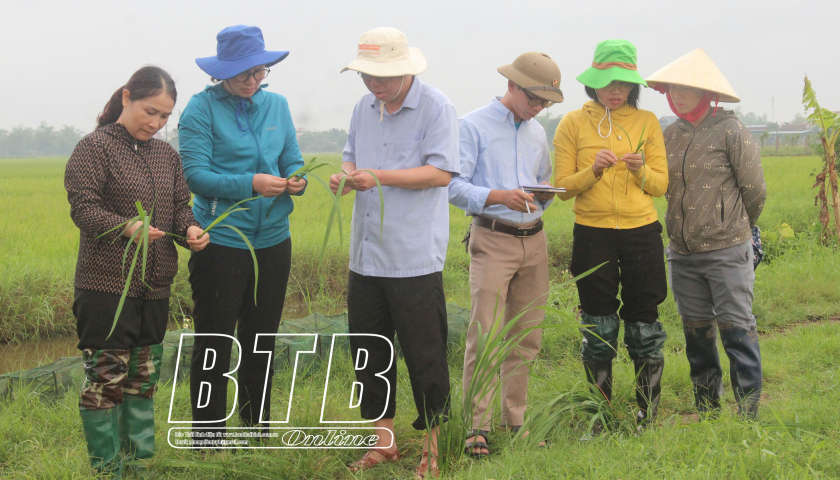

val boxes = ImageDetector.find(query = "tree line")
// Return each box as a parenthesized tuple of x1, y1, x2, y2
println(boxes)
(2, 109, 818, 158)
(0, 123, 86, 157)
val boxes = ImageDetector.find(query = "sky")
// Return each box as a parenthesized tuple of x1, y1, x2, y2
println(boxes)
(2, 0, 836, 134)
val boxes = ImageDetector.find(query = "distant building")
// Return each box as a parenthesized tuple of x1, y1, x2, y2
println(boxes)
(659, 115, 678, 129)
(295, 127, 308, 140)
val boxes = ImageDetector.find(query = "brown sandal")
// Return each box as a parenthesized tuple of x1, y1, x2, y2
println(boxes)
(348, 448, 401, 473)
(414, 450, 439, 479)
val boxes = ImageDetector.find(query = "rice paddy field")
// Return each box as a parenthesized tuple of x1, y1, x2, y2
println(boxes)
(1, 155, 839, 478)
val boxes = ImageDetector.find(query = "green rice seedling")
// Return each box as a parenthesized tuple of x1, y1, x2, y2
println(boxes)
(97, 196, 261, 339)
(519, 378, 640, 443)
(267, 157, 385, 261)
(431, 262, 607, 472)
(614, 123, 652, 192)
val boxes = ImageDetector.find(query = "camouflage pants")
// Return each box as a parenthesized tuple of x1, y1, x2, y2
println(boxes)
(80, 344, 163, 410)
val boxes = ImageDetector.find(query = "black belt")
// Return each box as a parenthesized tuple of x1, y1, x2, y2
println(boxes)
(472, 216, 543, 237)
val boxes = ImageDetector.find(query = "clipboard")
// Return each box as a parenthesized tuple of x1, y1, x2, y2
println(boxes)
(521, 185, 566, 194)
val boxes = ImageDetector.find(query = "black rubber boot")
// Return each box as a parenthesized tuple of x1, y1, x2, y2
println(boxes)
(624, 321, 667, 430)
(683, 319, 723, 416)
(633, 357, 664, 428)
(583, 361, 613, 403)
(719, 323, 762, 419)
(579, 311, 619, 440)
(580, 311, 619, 402)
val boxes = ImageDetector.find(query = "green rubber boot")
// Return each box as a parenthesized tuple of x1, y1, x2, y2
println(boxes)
(120, 395, 156, 465)
(121, 344, 162, 476)
(80, 407, 123, 478)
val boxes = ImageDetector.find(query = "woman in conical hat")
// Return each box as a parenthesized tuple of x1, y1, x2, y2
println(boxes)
(647, 48, 766, 419)
(554, 39, 669, 436)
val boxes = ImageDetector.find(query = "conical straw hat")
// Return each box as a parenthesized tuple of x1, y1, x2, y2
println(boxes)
(646, 48, 740, 103)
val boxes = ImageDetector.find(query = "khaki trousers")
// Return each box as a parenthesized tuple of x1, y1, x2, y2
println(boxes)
(463, 221, 549, 430)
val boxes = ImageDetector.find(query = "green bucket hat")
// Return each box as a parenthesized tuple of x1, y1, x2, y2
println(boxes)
(576, 39, 648, 89)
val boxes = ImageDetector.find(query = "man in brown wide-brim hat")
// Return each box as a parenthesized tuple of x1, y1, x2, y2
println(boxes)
(449, 52, 563, 457)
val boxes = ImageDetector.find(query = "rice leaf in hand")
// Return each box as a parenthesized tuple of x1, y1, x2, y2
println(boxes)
(198, 195, 262, 238)
(635, 124, 647, 153)
(614, 123, 635, 152)
(309, 174, 344, 260)
(108, 234, 142, 339)
(141, 212, 150, 288)
(266, 157, 337, 218)
(220, 225, 259, 304)
(121, 223, 144, 278)
(98, 215, 139, 241)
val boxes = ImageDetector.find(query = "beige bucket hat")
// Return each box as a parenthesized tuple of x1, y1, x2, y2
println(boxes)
(341, 27, 427, 76)
(646, 48, 740, 103)
(498, 52, 564, 103)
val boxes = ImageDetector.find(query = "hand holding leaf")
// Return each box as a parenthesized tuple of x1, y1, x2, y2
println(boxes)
(348, 169, 381, 192)
(123, 220, 164, 244)
(285, 176, 307, 195)
(186, 226, 210, 252)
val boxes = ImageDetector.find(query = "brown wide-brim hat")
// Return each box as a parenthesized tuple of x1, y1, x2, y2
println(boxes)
(646, 48, 740, 103)
(498, 52, 564, 103)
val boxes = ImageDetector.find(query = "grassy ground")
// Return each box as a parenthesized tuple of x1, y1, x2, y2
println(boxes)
(1, 155, 839, 478)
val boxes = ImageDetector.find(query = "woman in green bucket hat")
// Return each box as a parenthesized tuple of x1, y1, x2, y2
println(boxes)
(553, 39, 669, 436)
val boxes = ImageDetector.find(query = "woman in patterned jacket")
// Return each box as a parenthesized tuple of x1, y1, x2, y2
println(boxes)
(647, 49, 766, 419)
(65, 65, 209, 477)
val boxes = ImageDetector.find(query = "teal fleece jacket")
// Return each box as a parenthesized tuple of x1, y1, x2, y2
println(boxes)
(179, 84, 305, 249)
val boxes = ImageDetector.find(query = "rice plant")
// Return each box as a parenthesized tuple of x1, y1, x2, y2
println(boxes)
(268, 157, 385, 260)
(97, 196, 261, 338)
(429, 262, 607, 473)
(614, 123, 652, 192)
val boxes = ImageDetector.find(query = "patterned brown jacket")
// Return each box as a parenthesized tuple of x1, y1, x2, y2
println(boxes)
(664, 109, 766, 254)
(65, 123, 200, 299)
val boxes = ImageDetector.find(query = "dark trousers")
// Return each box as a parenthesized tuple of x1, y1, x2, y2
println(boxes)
(570, 222, 667, 324)
(188, 239, 291, 435)
(74, 288, 169, 350)
(347, 270, 450, 430)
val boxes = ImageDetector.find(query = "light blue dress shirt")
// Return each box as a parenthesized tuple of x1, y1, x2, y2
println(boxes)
(343, 78, 460, 278)
(449, 98, 553, 225)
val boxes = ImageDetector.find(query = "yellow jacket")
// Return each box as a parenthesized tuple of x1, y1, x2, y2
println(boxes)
(554, 101, 667, 229)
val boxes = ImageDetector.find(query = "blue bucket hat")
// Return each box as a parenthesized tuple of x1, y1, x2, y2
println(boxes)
(196, 25, 289, 80)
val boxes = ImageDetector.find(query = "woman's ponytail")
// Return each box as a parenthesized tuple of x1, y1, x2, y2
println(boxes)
(96, 66, 177, 130)
(97, 86, 126, 128)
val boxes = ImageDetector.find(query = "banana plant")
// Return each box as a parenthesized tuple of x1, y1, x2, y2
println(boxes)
(802, 76, 840, 243)
(97, 196, 260, 339)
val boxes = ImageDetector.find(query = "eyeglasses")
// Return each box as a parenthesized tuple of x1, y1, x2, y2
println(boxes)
(359, 72, 400, 83)
(232, 68, 270, 83)
(605, 81, 636, 92)
(518, 86, 555, 108)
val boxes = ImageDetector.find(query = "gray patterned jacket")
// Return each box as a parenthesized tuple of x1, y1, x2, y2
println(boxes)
(663, 109, 766, 254)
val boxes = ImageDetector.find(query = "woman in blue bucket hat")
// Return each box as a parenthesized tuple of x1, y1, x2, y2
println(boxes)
(179, 25, 307, 446)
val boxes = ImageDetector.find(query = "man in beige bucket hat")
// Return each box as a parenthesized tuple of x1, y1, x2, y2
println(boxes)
(331, 27, 459, 479)
(449, 52, 563, 456)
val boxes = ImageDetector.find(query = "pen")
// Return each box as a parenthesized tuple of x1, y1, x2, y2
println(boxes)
(521, 187, 531, 214)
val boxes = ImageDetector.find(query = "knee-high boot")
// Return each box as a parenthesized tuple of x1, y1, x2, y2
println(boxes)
(121, 344, 163, 475)
(79, 348, 130, 478)
(580, 311, 620, 403)
(625, 321, 667, 428)
(682, 319, 723, 415)
(719, 323, 762, 419)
